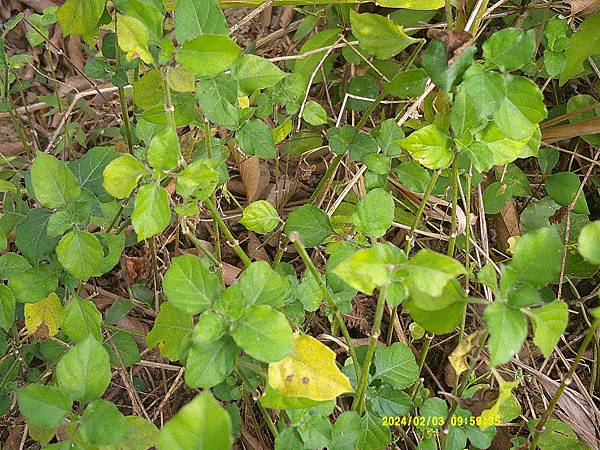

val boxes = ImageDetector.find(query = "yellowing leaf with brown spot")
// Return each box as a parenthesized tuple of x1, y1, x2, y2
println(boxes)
(24, 292, 63, 338)
(268, 334, 353, 401)
(448, 332, 482, 377)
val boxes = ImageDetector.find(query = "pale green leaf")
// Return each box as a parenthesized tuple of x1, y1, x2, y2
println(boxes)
(56, 0, 104, 43)
(529, 300, 568, 358)
(146, 302, 193, 361)
(79, 400, 128, 446)
(185, 337, 238, 388)
(131, 183, 171, 240)
(353, 188, 394, 238)
(240, 200, 280, 234)
(232, 54, 286, 95)
(174, 0, 227, 43)
(177, 35, 240, 77)
(284, 204, 334, 248)
(484, 303, 527, 366)
(350, 11, 417, 60)
(302, 100, 328, 126)
(483, 28, 536, 72)
(509, 227, 563, 288)
(61, 297, 102, 343)
(147, 127, 180, 171)
(116, 15, 153, 65)
(17, 384, 72, 430)
(398, 124, 453, 169)
(102, 154, 149, 199)
(56, 230, 104, 281)
(578, 221, 600, 265)
(373, 342, 419, 390)
(560, 11, 600, 85)
(31, 153, 81, 209)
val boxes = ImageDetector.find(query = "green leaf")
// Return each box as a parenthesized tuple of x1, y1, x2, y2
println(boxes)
(232, 54, 286, 95)
(404, 249, 466, 298)
(56, 336, 111, 404)
(398, 124, 453, 169)
(146, 302, 193, 361)
(240, 200, 280, 234)
(176, 159, 219, 200)
(483, 28, 536, 72)
(239, 261, 290, 308)
(9, 265, 57, 303)
(384, 68, 428, 99)
(0, 253, 31, 281)
(376, 119, 405, 157)
(147, 127, 180, 171)
(107, 331, 140, 367)
(393, 161, 430, 192)
(177, 35, 240, 77)
(357, 410, 392, 450)
(484, 303, 527, 366)
(102, 154, 148, 199)
(483, 182, 511, 214)
(267, 334, 353, 401)
(330, 411, 361, 450)
(117, 15, 153, 65)
(166, 66, 196, 93)
(404, 283, 465, 334)
(529, 300, 568, 358)
(293, 28, 341, 85)
(578, 221, 600, 265)
(94, 232, 126, 276)
(373, 342, 419, 390)
(174, 0, 227, 43)
(566, 94, 600, 145)
(298, 415, 332, 448)
(284, 204, 334, 248)
(461, 65, 506, 121)
(159, 392, 233, 450)
(493, 76, 546, 140)
(231, 305, 294, 363)
(131, 183, 171, 240)
(185, 337, 238, 388)
(31, 153, 81, 209)
(476, 123, 529, 166)
(17, 384, 72, 429)
(61, 297, 102, 343)
(302, 100, 328, 126)
(115, 416, 159, 450)
(56, 0, 104, 43)
(353, 188, 394, 238)
(67, 146, 118, 199)
(79, 399, 128, 446)
(332, 242, 406, 295)
(195, 74, 239, 129)
(350, 11, 417, 60)
(509, 227, 563, 288)
(163, 254, 222, 315)
(56, 230, 103, 281)
(528, 418, 588, 450)
(377, 0, 443, 8)
(236, 119, 277, 160)
(0, 285, 15, 331)
(546, 172, 589, 215)
(191, 311, 227, 343)
(560, 11, 600, 85)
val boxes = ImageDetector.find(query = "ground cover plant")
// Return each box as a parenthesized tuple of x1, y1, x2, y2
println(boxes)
(0, 0, 599, 448)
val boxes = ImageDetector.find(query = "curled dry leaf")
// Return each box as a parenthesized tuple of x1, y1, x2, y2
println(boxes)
(493, 200, 521, 252)
(233, 148, 270, 203)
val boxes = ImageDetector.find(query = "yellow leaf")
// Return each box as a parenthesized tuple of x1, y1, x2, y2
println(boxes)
(268, 334, 353, 402)
(479, 378, 521, 430)
(116, 15, 154, 65)
(448, 332, 482, 377)
(24, 292, 64, 338)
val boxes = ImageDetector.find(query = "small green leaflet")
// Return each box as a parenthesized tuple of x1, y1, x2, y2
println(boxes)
(482, 28, 536, 72)
(560, 11, 600, 85)
(146, 302, 193, 361)
(578, 221, 600, 265)
(236, 119, 277, 160)
(147, 127, 181, 171)
(177, 35, 240, 77)
(373, 342, 419, 390)
(56, 0, 104, 44)
(529, 300, 568, 358)
(174, 0, 228, 43)
(102, 154, 149, 199)
(398, 124, 453, 169)
(116, 15, 153, 65)
(56, 230, 103, 281)
(484, 303, 527, 366)
(284, 204, 334, 248)
(131, 183, 171, 240)
(240, 200, 280, 234)
(231, 54, 286, 95)
(31, 152, 81, 209)
(17, 384, 72, 429)
(350, 11, 417, 60)
(353, 188, 394, 238)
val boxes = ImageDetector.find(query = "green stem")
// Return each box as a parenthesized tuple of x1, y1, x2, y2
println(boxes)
(289, 232, 360, 380)
(308, 153, 344, 204)
(236, 368, 278, 438)
(447, 154, 459, 257)
(460, 165, 473, 340)
(114, 12, 134, 155)
(529, 317, 600, 449)
(204, 201, 252, 267)
(410, 332, 434, 398)
(352, 286, 387, 413)
(404, 170, 441, 254)
(182, 226, 223, 278)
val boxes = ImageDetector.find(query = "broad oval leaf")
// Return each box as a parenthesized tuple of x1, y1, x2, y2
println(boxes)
(529, 300, 568, 358)
(353, 188, 394, 238)
(17, 383, 72, 429)
(174, 0, 227, 43)
(185, 336, 238, 388)
(232, 54, 286, 95)
(147, 127, 180, 171)
(177, 35, 241, 77)
(483, 28, 536, 72)
(163, 254, 222, 315)
(102, 154, 149, 199)
(24, 292, 63, 337)
(56, 336, 111, 404)
(146, 302, 193, 361)
(231, 305, 294, 363)
(268, 334, 353, 401)
(484, 303, 527, 366)
(159, 391, 233, 450)
(56, 230, 104, 281)
(578, 221, 600, 265)
(31, 152, 81, 209)
(240, 200, 280, 234)
(284, 204, 334, 248)
(398, 124, 453, 169)
(373, 342, 419, 390)
(131, 183, 171, 240)
(61, 296, 102, 343)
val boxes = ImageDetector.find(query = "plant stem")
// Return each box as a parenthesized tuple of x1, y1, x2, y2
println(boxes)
(528, 316, 600, 449)
(308, 153, 344, 204)
(114, 12, 134, 155)
(460, 165, 473, 340)
(352, 285, 387, 413)
(236, 368, 278, 438)
(447, 154, 459, 257)
(404, 169, 441, 254)
(289, 232, 360, 380)
(410, 332, 434, 398)
(204, 201, 252, 267)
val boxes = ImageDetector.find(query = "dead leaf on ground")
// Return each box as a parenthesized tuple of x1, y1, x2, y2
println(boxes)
(493, 200, 520, 252)
(247, 232, 271, 263)
(233, 149, 270, 203)
(567, 0, 600, 16)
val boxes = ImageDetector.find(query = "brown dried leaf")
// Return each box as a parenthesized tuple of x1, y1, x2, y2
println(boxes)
(493, 200, 520, 252)
(247, 232, 271, 263)
(567, 0, 600, 16)
(427, 29, 472, 55)
(233, 149, 270, 203)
